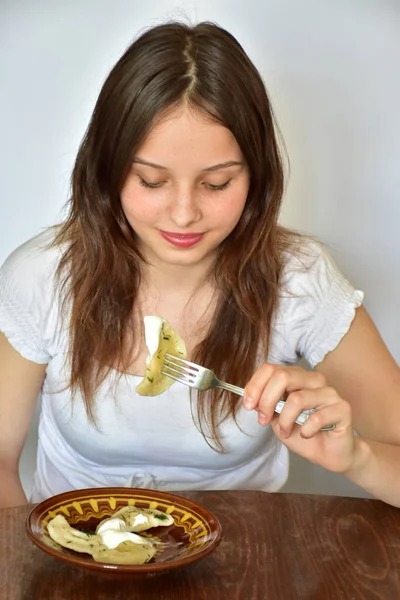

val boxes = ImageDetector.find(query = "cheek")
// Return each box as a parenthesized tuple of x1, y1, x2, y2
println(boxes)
(213, 192, 247, 227)
(120, 188, 160, 224)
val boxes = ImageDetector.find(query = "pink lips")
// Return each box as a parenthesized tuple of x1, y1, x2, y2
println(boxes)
(160, 231, 205, 248)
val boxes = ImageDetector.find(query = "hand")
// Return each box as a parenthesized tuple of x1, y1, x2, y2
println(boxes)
(244, 364, 357, 474)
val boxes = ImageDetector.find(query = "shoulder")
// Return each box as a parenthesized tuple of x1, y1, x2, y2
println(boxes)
(271, 237, 364, 366)
(279, 237, 362, 312)
(281, 238, 334, 293)
(0, 227, 63, 293)
(0, 228, 66, 362)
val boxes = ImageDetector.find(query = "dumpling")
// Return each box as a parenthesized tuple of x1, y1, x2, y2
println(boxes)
(136, 316, 186, 396)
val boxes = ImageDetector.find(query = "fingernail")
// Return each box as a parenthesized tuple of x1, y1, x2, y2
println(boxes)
(244, 396, 255, 410)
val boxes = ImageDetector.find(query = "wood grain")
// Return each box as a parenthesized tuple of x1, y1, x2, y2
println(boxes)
(1, 491, 400, 599)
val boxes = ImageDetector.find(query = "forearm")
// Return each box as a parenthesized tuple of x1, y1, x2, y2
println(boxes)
(345, 437, 400, 507)
(0, 467, 28, 508)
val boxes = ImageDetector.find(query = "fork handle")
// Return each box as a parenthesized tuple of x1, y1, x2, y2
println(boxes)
(218, 382, 245, 396)
(217, 381, 335, 431)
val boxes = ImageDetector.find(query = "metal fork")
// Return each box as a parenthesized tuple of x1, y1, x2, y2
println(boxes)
(162, 354, 335, 431)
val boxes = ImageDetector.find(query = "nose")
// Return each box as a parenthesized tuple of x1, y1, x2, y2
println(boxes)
(168, 185, 202, 228)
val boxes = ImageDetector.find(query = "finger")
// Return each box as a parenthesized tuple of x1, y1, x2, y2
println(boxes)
(246, 365, 326, 420)
(243, 363, 326, 413)
(277, 387, 339, 438)
(299, 399, 352, 439)
(244, 364, 277, 410)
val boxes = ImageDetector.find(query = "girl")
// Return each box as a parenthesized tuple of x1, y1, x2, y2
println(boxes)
(0, 22, 399, 508)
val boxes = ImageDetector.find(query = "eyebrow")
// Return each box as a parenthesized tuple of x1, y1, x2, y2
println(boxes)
(133, 157, 243, 172)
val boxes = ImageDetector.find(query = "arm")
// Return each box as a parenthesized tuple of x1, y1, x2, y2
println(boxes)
(244, 306, 400, 506)
(0, 332, 46, 508)
(316, 306, 400, 505)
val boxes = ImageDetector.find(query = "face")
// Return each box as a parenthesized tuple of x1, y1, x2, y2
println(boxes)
(120, 105, 250, 269)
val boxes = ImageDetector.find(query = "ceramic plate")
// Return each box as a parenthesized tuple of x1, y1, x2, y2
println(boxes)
(26, 487, 222, 577)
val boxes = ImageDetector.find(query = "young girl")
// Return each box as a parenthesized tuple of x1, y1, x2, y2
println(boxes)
(0, 22, 399, 508)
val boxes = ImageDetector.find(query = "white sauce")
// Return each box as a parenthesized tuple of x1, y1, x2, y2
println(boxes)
(96, 514, 154, 550)
(99, 529, 148, 550)
(97, 517, 151, 550)
(132, 513, 148, 527)
(97, 517, 126, 534)
(143, 315, 165, 364)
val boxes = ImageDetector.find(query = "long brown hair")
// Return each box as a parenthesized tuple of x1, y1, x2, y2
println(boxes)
(54, 22, 293, 450)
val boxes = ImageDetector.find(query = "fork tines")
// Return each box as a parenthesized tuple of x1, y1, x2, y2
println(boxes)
(161, 353, 198, 384)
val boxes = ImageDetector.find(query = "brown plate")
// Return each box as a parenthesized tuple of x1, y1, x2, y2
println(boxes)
(26, 487, 222, 577)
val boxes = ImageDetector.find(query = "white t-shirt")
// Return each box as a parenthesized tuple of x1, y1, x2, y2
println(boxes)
(0, 230, 363, 502)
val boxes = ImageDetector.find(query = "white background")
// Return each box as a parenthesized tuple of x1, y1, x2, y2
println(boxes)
(1, 0, 399, 498)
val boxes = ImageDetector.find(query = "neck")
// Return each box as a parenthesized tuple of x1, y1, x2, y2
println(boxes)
(141, 254, 215, 295)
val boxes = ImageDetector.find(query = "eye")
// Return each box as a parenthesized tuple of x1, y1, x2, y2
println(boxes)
(138, 176, 164, 189)
(204, 179, 232, 192)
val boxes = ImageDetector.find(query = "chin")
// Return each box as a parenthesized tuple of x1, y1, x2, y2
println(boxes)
(154, 246, 215, 268)
(159, 253, 206, 267)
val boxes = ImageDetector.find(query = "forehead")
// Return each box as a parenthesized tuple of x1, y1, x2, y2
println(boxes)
(136, 104, 243, 163)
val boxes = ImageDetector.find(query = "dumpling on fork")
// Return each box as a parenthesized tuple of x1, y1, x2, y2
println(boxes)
(135, 315, 186, 396)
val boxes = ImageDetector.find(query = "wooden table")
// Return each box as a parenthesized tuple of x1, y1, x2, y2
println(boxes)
(2, 491, 400, 599)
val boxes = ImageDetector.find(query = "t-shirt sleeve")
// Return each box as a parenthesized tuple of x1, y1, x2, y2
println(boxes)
(0, 234, 59, 364)
(275, 242, 364, 367)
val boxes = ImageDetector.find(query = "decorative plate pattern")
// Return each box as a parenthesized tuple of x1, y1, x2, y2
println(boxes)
(26, 487, 222, 577)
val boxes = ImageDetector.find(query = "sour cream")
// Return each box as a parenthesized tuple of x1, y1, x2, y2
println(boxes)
(131, 513, 149, 527)
(97, 517, 126, 534)
(97, 517, 152, 550)
(143, 315, 165, 364)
